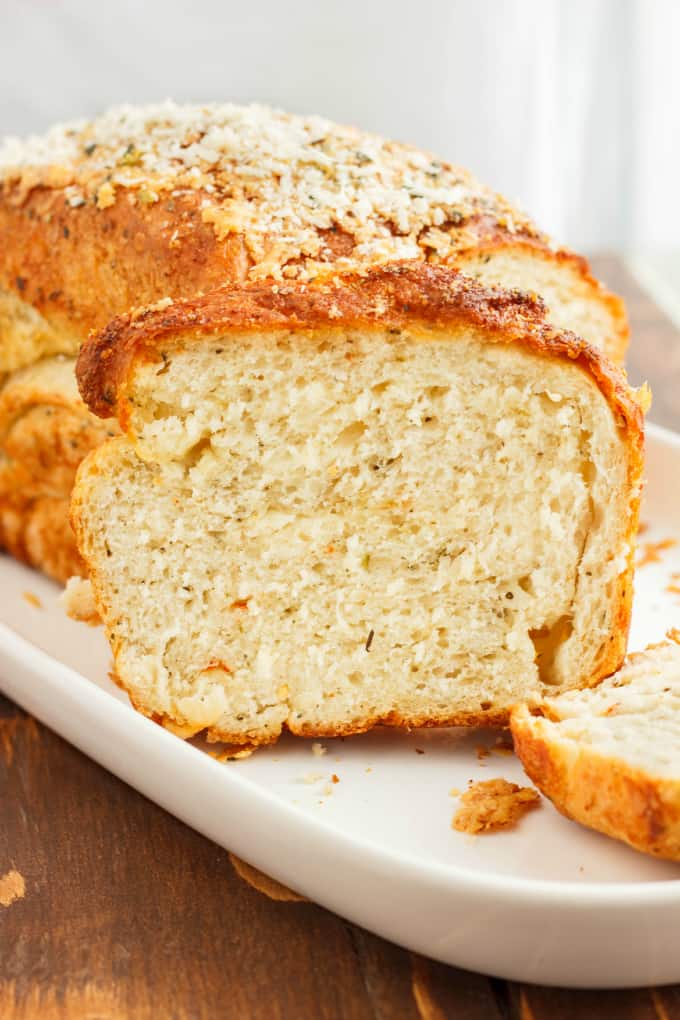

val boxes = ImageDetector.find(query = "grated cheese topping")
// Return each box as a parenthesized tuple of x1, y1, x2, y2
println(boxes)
(0, 101, 542, 281)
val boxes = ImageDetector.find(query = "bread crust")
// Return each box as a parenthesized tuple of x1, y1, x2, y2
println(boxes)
(76, 261, 643, 439)
(511, 695, 680, 861)
(0, 359, 117, 581)
(0, 186, 249, 355)
(71, 263, 644, 744)
(0, 183, 627, 365)
(0, 103, 628, 366)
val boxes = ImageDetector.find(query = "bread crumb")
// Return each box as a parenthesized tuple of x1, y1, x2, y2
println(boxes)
(59, 576, 101, 625)
(449, 787, 461, 797)
(414, 748, 425, 755)
(331, 773, 340, 784)
(301, 772, 324, 784)
(22, 592, 41, 609)
(311, 742, 327, 757)
(492, 733, 515, 756)
(0, 869, 25, 907)
(475, 745, 490, 762)
(452, 778, 540, 834)
(365, 767, 372, 774)
(207, 745, 255, 762)
(96, 180, 116, 209)
(229, 853, 306, 902)
(637, 538, 678, 568)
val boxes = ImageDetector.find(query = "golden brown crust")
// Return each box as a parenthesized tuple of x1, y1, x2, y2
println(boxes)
(0, 186, 248, 350)
(456, 239, 629, 365)
(0, 103, 627, 366)
(0, 360, 118, 581)
(75, 261, 643, 443)
(0, 182, 628, 367)
(511, 702, 680, 861)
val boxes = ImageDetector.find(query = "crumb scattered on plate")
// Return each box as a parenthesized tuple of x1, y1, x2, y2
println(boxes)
(312, 742, 327, 757)
(415, 748, 425, 755)
(22, 591, 42, 609)
(636, 537, 678, 568)
(449, 787, 461, 797)
(207, 745, 255, 762)
(301, 772, 324, 784)
(331, 773, 340, 784)
(452, 778, 540, 834)
(59, 576, 101, 624)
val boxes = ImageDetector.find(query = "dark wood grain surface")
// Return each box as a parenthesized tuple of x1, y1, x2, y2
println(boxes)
(1, 256, 678, 1019)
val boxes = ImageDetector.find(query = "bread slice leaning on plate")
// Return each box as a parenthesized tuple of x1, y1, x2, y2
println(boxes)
(0, 356, 118, 581)
(71, 263, 644, 746)
(0, 102, 629, 581)
(511, 633, 680, 861)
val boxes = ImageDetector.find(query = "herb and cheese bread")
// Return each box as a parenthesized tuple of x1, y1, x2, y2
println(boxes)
(511, 633, 680, 861)
(71, 263, 643, 746)
(0, 356, 117, 581)
(0, 102, 629, 582)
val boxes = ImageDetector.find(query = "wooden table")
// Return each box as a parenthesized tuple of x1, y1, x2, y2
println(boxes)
(1, 257, 679, 1019)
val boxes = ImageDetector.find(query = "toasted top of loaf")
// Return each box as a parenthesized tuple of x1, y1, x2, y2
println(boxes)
(76, 263, 645, 445)
(511, 634, 680, 859)
(0, 102, 626, 365)
(0, 101, 543, 277)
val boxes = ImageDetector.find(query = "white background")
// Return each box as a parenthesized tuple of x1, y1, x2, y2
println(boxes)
(0, 0, 678, 252)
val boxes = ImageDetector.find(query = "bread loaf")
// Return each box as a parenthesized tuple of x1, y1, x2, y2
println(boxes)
(0, 102, 629, 581)
(0, 356, 118, 581)
(71, 263, 643, 746)
(511, 634, 680, 861)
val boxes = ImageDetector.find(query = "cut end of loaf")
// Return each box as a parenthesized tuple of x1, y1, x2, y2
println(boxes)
(511, 639, 680, 860)
(72, 308, 640, 747)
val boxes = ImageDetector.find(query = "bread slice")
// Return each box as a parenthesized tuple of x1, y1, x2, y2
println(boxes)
(0, 102, 627, 376)
(511, 633, 680, 861)
(71, 263, 643, 746)
(0, 356, 118, 581)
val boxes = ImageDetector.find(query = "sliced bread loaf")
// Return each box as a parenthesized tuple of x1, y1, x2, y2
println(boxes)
(0, 102, 629, 582)
(0, 356, 118, 581)
(511, 633, 680, 860)
(71, 263, 643, 746)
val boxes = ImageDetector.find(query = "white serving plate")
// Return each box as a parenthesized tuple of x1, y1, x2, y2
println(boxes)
(1, 423, 680, 989)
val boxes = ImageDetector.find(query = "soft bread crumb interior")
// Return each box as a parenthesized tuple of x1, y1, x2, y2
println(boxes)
(77, 326, 632, 743)
(534, 642, 680, 778)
